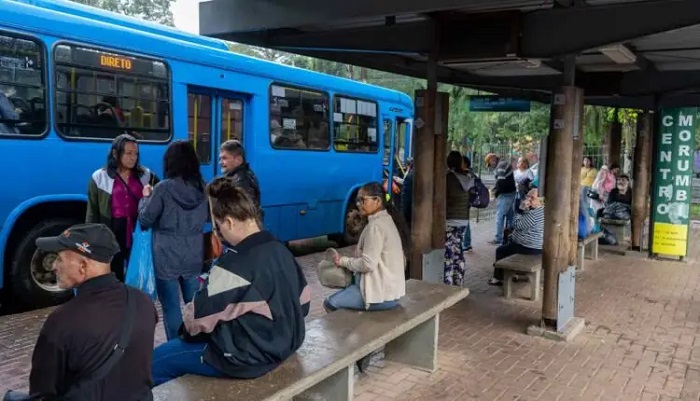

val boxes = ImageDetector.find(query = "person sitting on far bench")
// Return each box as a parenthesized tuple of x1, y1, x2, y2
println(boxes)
(151, 178, 310, 386)
(488, 189, 545, 286)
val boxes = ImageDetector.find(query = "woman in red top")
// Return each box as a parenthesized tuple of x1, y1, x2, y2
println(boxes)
(86, 134, 158, 281)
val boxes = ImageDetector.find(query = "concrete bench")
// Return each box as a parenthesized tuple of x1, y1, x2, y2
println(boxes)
(493, 253, 542, 301)
(576, 231, 603, 272)
(152, 279, 469, 401)
(600, 218, 631, 244)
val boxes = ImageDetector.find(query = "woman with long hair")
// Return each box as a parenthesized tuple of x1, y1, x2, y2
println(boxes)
(444, 151, 474, 286)
(326, 181, 410, 312)
(86, 133, 157, 281)
(151, 178, 309, 385)
(138, 140, 209, 340)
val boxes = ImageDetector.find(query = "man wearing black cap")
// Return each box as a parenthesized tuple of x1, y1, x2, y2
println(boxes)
(5, 224, 157, 401)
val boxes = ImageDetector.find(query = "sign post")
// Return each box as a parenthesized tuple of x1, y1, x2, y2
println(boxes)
(650, 108, 697, 260)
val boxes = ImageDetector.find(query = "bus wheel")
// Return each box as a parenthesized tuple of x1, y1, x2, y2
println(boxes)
(328, 203, 367, 247)
(9, 218, 76, 309)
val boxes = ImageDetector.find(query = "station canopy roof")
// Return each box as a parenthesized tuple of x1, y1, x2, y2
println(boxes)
(199, 0, 700, 109)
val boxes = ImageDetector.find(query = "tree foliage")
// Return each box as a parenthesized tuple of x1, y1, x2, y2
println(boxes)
(69, 0, 175, 26)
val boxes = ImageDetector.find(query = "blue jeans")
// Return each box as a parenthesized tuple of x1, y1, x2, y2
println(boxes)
(152, 339, 226, 386)
(494, 192, 516, 243)
(324, 284, 399, 312)
(156, 276, 200, 341)
(461, 222, 472, 250)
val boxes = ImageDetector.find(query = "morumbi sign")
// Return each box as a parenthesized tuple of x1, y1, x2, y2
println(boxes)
(651, 108, 697, 259)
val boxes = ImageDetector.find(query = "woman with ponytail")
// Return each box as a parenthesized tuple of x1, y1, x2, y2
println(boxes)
(325, 182, 411, 313)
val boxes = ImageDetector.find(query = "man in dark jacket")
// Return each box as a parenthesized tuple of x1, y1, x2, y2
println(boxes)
(491, 158, 517, 245)
(219, 139, 261, 210)
(8, 224, 157, 401)
(151, 231, 310, 385)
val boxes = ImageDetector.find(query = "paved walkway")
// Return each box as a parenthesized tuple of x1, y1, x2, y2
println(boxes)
(1, 221, 700, 401)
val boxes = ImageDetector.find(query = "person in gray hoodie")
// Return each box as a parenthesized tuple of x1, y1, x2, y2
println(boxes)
(138, 141, 209, 340)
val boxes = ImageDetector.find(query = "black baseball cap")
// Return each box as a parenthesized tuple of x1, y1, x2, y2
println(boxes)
(35, 223, 120, 263)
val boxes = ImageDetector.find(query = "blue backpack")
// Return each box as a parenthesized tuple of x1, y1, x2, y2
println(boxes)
(469, 177, 490, 209)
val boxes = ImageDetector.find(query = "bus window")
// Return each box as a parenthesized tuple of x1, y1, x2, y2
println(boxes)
(187, 93, 212, 163)
(382, 119, 391, 165)
(54, 44, 171, 141)
(0, 32, 46, 137)
(333, 96, 378, 153)
(220, 97, 243, 144)
(269, 84, 329, 150)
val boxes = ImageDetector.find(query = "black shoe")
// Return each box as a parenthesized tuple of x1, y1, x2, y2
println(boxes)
(356, 355, 371, 373)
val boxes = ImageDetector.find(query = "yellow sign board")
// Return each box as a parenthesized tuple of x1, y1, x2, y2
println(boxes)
(652, 222, 688, 257)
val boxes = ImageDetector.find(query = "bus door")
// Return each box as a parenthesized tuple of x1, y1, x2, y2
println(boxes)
(187, 87, 245, 182)
(396, 118, 413, 167)
(381, 117, 398, 200)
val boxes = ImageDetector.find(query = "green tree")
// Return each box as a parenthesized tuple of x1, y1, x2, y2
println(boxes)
(69, 0, 175, 26)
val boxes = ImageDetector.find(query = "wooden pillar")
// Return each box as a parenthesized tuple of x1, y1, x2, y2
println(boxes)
(608, 111, 622, 166)
(568, 88, 585, 266)
(409, 60, 438, 279)
(432, 92, 449, 249)
(632, 112, 653, 250)
(542, 86, 576, 326)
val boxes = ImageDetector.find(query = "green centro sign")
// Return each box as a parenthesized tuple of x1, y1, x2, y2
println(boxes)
(651, 108, 697, 257)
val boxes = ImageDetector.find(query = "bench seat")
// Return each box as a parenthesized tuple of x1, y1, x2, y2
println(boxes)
(493, 253, 542, 301)
(152, 279, 469, 401)
(600, 218, 631, 244)
(576, 231, 603, 271)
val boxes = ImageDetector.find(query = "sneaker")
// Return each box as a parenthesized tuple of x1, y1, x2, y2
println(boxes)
(464, 247, 474, 254)
(488, 277, 502, 286)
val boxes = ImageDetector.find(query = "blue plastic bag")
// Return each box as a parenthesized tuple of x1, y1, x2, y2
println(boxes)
(125, 223, 157, 301)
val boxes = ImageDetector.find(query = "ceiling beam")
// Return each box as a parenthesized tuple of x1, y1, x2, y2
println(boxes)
(220, 12, 521, 60)
(199, 0, 493, 36)
(520, 0, 700, 58)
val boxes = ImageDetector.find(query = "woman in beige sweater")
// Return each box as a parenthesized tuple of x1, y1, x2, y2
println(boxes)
(325, 182, 411, 312)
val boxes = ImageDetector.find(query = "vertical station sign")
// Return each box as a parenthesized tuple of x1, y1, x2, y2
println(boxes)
(651, 108, 697, 258)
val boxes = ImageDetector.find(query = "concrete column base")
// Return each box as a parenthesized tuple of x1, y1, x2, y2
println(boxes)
(527, 317, 585, 342)
(421, 249, 445, 284)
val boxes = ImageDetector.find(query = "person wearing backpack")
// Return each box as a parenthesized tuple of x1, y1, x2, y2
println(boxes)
(444, 151, 475, 287)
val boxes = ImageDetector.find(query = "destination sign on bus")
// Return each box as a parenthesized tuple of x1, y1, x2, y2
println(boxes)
(55, 44, 168, 78)
(100, 55, 132, 71)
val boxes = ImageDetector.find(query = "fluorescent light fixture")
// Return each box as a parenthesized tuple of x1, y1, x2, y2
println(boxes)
(599, 44, 637, 64)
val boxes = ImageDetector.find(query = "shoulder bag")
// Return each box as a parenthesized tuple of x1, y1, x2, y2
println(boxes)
(317, 248, 353, 289)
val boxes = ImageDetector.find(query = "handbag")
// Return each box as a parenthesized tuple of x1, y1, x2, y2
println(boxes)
(317, 248, 353, 289)
(3, 285, 136, 401)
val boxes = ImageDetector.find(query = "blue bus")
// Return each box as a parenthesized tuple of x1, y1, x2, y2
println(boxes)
(0, 0, 414, 310)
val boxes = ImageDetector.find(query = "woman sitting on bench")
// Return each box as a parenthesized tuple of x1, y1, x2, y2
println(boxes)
(151, 178, 310, 385)
(325, 181, 411, 313)
(488, 189, 545, 286)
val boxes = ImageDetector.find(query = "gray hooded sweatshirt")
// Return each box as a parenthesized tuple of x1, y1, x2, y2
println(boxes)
(138, 178, 209, 281)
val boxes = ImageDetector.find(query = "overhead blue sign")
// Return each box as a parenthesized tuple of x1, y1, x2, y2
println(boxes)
(469, 96, 531, 112)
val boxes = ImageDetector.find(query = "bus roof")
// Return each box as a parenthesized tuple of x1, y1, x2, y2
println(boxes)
(12, 0, 229, 50)
(2, 0, 413, 108)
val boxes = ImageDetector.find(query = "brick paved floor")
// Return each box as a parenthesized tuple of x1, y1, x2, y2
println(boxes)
(2, 221, 700, 401)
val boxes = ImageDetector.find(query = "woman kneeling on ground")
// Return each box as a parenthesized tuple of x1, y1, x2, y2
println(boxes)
(488, 188, 544, 286)
(151, 177, 310, 386)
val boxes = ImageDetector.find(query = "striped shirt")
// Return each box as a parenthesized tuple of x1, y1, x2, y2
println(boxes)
(510, 207, 545, 250)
